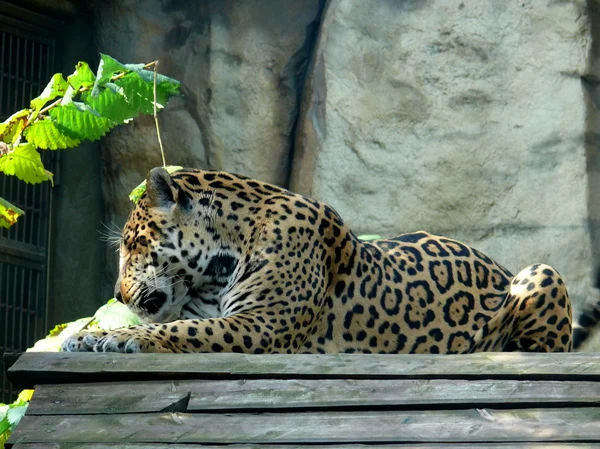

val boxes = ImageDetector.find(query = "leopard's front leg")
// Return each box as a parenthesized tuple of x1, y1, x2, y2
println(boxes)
(61, 312, 286, 354)
(61, 324, 178, 353)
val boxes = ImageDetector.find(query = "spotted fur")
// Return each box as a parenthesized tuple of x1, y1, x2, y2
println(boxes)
(62, 167, 573, 354)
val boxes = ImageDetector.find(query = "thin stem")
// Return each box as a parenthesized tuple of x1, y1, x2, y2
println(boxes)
(38, 97, 62, 116)
(76, 316, 97, 333)
(153, 60, 167, 167)
(24, 97, 61, 127)
(111, 61, 156, 82)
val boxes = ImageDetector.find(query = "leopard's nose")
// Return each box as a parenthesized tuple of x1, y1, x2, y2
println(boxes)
(115, 289, 123, 303)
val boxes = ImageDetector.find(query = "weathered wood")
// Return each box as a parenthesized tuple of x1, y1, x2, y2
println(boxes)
(26, 378, 600, 415)
(10, 444, 600, 449)
(16, 441, 599, 448)
(7, 352, 600, 389)
(8, 352, 600, 447)
(9, 408, 600, 444)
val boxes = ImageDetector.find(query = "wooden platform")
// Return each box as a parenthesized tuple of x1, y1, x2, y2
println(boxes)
(5, 352, 600, 448)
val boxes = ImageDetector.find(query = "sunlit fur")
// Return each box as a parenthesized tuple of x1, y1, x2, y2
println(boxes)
(63, 168, 575, 354)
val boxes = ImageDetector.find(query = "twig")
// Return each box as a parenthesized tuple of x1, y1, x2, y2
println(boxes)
(24, 97, 61, 127)
(153, 60, 167, 167)
(38, 98, 62, 116)
(111, 61, 157, 82)
(75, 315, 97, 333)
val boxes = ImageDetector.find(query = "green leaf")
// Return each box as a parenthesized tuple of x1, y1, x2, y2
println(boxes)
(82, 84, 137, 124)
(0, 393, 30, 445)
(29, 317, 94, 352)
(87, 56, 180, 125)
(60, 85, 75, 106)
(92, 54, 180, 110)
(129, 165, 183, 203)
(67, 61, 96, 92)
(119, 70, 180, 108)
(0, 109, 30, 144)
(17, 390, 34, 403)
(6, 404, 27, 426)
(48, 322, 69, 337)
(2, 53, 182, 175)
(123, 63, 181, 97)
(92, 53, 129, 96)
(23, 118, 82, 149)
(115, 72, 163, 115)
(93, 298, 143, 330)
(30, 73, 69, 112)
(357, 234, 383, 241)
(49, 102, 114, 142)
(0, 143, 51, 184)
(30, 299, 141, 354)
(0, 197, 24, 229)
(0, 407, 9, 435)
(27, 334, 65, 352)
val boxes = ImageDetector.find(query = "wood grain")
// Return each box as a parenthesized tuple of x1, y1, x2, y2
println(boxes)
(7, 352, 600, 389)
(10, 444, 600, 449)
(26, 378, 600, 415)
(8, 352, 600, 447)
(9, 408, 600, 444)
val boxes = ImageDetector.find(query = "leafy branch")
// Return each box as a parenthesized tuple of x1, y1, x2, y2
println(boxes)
(0, 53, 181, 228)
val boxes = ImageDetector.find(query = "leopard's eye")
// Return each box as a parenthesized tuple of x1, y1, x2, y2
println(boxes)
(137, 235, 149, 246)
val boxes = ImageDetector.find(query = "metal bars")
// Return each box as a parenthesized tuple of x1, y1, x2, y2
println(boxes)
(0, 15, 56, 403)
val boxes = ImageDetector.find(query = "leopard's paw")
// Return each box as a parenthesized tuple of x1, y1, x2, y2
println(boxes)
(61, 328, 173, 353)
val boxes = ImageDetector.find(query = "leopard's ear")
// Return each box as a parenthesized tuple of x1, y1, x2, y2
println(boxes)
(146, 167, 176, 208)
(146, 167, 189, 209)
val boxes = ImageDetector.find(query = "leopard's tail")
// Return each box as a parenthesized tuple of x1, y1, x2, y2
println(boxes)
(572, 274, 600, 350)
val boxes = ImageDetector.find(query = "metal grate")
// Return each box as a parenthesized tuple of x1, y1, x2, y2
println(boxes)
(0, 14, 57, 403)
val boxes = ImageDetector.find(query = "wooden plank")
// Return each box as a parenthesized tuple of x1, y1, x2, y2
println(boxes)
(10, 445, 600, 449)
(26, 378, 600, 415)
(10, 444, 600, 449)
(7, 352, 600, 389)
(8, 408, 600, 444)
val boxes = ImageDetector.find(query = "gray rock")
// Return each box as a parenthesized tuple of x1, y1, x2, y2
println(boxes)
(291, 0, 594, 307)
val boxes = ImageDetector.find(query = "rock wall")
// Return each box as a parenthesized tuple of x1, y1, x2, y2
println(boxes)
(93, 1, 598, 331)
(292, 0, 594, 303)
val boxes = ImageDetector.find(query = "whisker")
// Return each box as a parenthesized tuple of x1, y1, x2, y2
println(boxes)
(143, 270, 187, 292)
(100, 221, 122, 235)
(150, 264, 159, 293)
(98, 222, 122, 249)
(97, 231, 121, 244)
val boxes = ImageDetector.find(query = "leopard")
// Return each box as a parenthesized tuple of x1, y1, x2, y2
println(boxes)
(62, 167, 574, 354)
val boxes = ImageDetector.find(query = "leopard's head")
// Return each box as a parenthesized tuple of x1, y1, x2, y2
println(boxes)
(115, 167, 241, 322)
